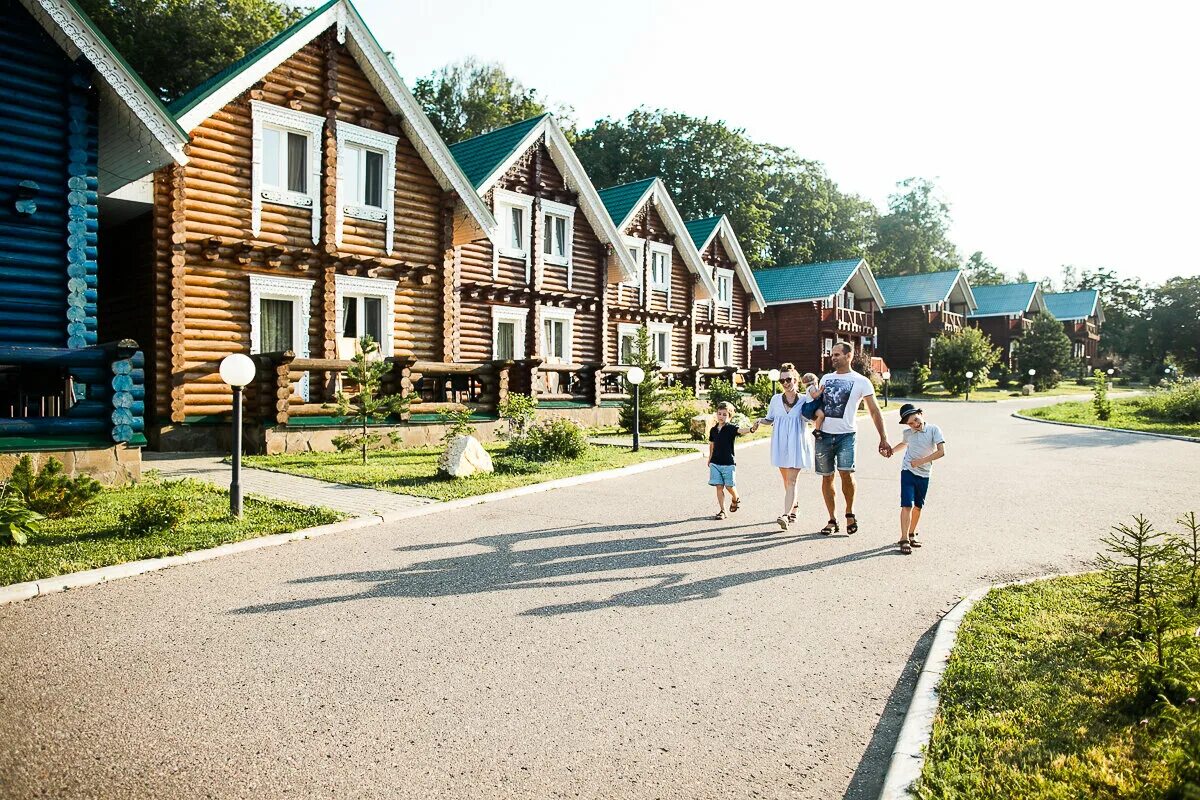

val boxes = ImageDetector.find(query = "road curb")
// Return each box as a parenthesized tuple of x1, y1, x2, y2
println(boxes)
(877, 572, 1087, 799)
(1012, 411, 1200, 443)
(0, 445, 709, 608)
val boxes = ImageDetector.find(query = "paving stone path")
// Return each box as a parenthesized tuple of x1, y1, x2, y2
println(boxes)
(1, 396, 1196, 799)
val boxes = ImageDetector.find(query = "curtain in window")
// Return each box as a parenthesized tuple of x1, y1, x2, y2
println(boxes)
(620, 336, 634, 365)
(554, 218, 567, 256)
(287, 132, 307, 193)
(364, 297, 383, 343)
(496, 321, 515, 360)
(260, 299, 294, 353)
(510, 208, 523, 250)
(341, 296, 357, 337)
(263, 129, 281, 188)
(364, 151, 383, 207)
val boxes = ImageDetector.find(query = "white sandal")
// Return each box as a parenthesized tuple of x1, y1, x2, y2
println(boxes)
(776, 515, 790, 531)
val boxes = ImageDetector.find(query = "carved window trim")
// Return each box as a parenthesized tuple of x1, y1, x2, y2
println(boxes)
(648, 321, 674, 369)
(250, 101, 324, 245)
(693, 334, 711, 368)
(750, 330, 768, 351)
(491, 305, 530, 360)
(493, 189, 534, 273)
(648, 241, 673, 302)
(334, 274, 398, 358)
(539, 197, 576, 280)
(538, 305, 576, 364)
(714, 333, 735, 368)
(335, 121, 399, 253)
(617, 323, 641, 366)
(248, 273, 315, 400)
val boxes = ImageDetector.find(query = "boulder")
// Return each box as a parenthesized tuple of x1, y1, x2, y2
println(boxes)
(438, 435, 494, 478)
(1021, 384, 1035, 396)
(689, 414, 711, 440)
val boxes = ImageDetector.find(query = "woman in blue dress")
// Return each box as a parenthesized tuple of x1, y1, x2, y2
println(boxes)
(757, 362, 814, 531)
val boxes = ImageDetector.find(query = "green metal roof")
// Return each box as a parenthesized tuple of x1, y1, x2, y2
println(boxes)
(968, 283, 1039, 317)
(755, 259, 864, 304)
(597, 178, 657, 229)
(1044, 290, 1099, 321)
(447, 114, 548, 190)
(875, 270, 963, 309)
(167, 0, 339, 120)
(684, 216, 722, 250)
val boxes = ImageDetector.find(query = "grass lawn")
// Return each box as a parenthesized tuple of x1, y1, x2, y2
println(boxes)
(917, 574, 1194, 798)
(242, 443, 690, 502)
(0, 480, 343, 587)
(915, 379, 1133, 402)
(1022, 397, 1200, 439)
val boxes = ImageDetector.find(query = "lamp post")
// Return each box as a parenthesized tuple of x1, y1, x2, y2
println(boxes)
(882, 371, 891, 407)
(1027, 367, 1036, 390)
(219, 354, 256, 518)
(1106, 367, 1114, 391)
(627, 366, 645, 452)
(965, 370, 974, 402)
(768, 368, 780, 395)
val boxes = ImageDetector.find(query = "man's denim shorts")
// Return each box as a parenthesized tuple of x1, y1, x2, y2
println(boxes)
(814, 432, 856, 475)
(900, 468, 930, 508)
(709, 463, 736, 487)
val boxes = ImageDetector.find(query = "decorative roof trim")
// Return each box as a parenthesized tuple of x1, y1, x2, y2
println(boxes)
(609, 179, 718, 300)
(704, 215, 766, 312)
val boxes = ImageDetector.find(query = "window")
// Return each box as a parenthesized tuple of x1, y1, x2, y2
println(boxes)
(539, 307, 575, 364)
(821, 295, 836, 309)
(617, 323, 640, 365)
(842, 289, 855, 308)
(649, 323, 673, 368)
(335, 123, 398, 252)
(251, 102, 324, 243)
(694, 335, 711, 367)
(750, 330, 767, 351)
(491, 306, 529, 360)
(539, 198, 576, 272)
(648, 243, 672, 293)
(822, 337, 834, 356)
(249, 274, 314, 399)
(715, 335, 734, 367)
(716, 269, 734, 309)
(335, 275, 397, 359)
(494, 189, 534, 267)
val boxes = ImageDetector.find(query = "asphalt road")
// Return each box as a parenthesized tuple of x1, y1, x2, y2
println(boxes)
(1, 397, 1196, 799)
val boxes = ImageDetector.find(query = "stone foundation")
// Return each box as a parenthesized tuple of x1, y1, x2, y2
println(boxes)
(0, 444, 141, 485)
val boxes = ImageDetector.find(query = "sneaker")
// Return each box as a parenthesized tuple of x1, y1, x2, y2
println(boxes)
(776, 515, 790, 531)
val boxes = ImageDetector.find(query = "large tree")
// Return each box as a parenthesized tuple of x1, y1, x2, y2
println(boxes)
(868, 178, 961, 276)
(1076, 267, 1149, 364)
(412, 58, 571, 144)
(76, 0, 306, 102)
(1019, 311, 1074, 389)
(964, 251, 1006, 286)
(1147, 276, 1200, 374)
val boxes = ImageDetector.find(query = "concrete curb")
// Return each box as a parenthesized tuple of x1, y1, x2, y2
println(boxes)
(0, 444, 712, 608)
(877, 571, 1087, 799)
(1012, 411, 1200, 443)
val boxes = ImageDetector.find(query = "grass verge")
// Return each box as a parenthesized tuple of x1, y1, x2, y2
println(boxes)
(590, 421, 773, 444)
(0, 480, 344, 587)
(916, 573, 1190, 798)
(1021, 397, 1200, 439)
(242, 443, 689, 502)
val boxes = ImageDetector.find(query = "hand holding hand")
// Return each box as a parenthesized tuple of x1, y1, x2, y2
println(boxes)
(878, 441, 893, 458)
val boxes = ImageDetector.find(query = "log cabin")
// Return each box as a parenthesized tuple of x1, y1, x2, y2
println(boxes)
(875, 270, 976, 371)
(121, 0, 503, 452)
(0, 0, 188, 480)
(748, 258, 886, 374)
(683, 215, 766, 390)
(966, 282, 1048, 370)
(445, 114, 638, 420)
(1044, 290, 1104, 370)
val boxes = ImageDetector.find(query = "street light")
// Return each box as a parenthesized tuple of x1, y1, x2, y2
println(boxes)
(219, 353, 256, 518)
(882, 371, 892, 407)
(768, 368, 781, 395)
(965, 370, 974, 402)
(627, 366, 645, 452)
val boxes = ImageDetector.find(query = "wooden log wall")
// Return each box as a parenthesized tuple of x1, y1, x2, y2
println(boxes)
(144, 29, 447, 424)
(749, 303, 823, 375)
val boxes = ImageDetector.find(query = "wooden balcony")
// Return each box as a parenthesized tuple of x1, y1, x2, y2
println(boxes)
(927, 310, 965, 331)
(820, 306, 876, 337)
(1068, 320, 1100, 340)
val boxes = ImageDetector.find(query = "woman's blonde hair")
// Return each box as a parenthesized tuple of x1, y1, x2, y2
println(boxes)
(780, 362, 797, 375)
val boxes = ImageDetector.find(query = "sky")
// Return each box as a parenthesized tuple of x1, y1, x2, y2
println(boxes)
(353, 0, 1198, 287)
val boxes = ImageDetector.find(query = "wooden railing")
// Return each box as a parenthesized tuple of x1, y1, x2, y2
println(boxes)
(1069, 320, 1100, 339)
(927, 310, 965, 330)
(820, 306, 875, 335)
(535, 362, 600, 404)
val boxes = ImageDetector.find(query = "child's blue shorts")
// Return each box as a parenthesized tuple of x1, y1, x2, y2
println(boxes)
(801, 397, 823, 420)
(709, 463, 736, 487)
(900, 468, 930, 508)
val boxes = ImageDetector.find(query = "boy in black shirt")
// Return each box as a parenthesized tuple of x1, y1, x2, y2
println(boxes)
(708, 402, 759, 520)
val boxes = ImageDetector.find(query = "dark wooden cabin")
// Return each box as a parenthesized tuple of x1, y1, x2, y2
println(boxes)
(749, 258, 886, 375)
(875, 270, 976, 370)
(0, 0, 187, 478)
(967, 282, 1047, 370)
(1044, 290, 1104, 370)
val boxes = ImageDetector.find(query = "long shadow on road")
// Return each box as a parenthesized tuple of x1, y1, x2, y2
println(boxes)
(229, 518, 900, 617)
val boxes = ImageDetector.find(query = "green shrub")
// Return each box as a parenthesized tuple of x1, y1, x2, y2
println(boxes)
(6, 455, 101, 518)
(706, 377, 746, 414)
(498, 393, 538, 441)
(508, 417, 589, 462)
(910, 362, 931, 394)
(0, 485, 42, 546)
(746, 375, 775, 410)
(1141, 379, 1200, 423)
(118, 481, 190, 536)
(1092, 369, 1113, 421)
(438, 408, 476, 442)
(931, 329, 1001, 396)
(660, 384, 701, 431)
(1019, 312, 1073, 390)
(492, 455, 541, 475)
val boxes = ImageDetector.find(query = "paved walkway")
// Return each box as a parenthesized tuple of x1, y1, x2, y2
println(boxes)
(144, 452, 433, 517)
(2, 396, 1197, 799)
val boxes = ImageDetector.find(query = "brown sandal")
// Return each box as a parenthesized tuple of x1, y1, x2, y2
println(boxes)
(845, 513, 859, 535)
(730, 497, 741, 513)
(898, 539, 913, 555)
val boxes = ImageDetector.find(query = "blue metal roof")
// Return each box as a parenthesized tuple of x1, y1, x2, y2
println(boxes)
(684, 216, 722, 249)
(447, 114, 548, 190)
(1044, 290, 1099, 321)
(875, 270, 962, 309)
(597, 178, 657, 229)
(968, 283, 1039, 317)
(755, 259, 864, 304)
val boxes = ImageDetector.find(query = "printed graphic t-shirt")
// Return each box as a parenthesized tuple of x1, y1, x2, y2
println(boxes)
(818, 370, 876, 435)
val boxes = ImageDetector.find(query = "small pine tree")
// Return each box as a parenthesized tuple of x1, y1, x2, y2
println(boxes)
(618, 327, 667, 433)
(1019, 312, 1073, 390)
(910, 361, 931, 394)
(1092, 369, 1113, 421)
(1173, 511, 1200, 608)
(1096, 514, 1170, 641)
(332, 336, 414, 465)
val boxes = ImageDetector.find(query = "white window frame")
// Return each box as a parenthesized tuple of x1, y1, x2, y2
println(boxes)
(494, 189, 534, 276)
(716, 269, 734, 309)
(693, 334, 711, 368)
(250, 101, 324, 244)
(334, 274, 398, 359)
(248, 274, 315, 400)
(822, 337, 834, 356)
(335, 121, 398, 253)
(750, 330, 767, 351)
(648, 322, 673, 368)
(714, 334, 735, 368)
(491, 305, 530, 360)
(539, 306, 575, 365)
(617, 322, 641, 365)
(539, 198, 576, 279)
(648, 242, 672, 299)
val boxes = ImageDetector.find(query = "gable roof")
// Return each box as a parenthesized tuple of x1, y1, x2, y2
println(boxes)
(595, 178, 719, 300)
(875, 270, 977, 311)
(685, 215, 765, 312)
(448, 114, 639, 284)
(755, 258, 885, 307)
(18, 0, 188, 191)
(447, 114, 548, 189)
(168, 0, 496, 244)
(968, 282, 1046, 318)
(1045, 289, 1103, 324)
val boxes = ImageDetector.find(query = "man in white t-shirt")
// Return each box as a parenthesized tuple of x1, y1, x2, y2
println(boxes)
(813, 341, 891, 536)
